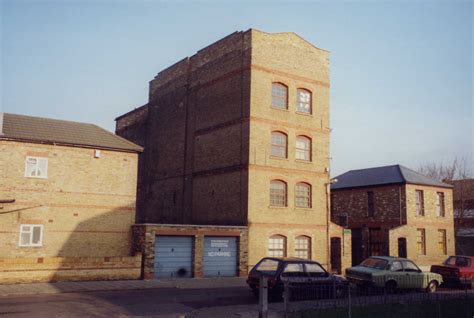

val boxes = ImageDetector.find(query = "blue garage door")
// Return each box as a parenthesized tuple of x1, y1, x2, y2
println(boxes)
(203, 237, 237, 277)
(154, 236, 193, 278)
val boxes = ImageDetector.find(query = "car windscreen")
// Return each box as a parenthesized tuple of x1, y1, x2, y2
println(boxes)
(254, 259, 280, 274)
(445, 256, 471, 267)
(360, 258, 388, 270)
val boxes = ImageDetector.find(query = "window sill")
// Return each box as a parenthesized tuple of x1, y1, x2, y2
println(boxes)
(295, 111, 313, 117)
(268, 206, 288, 209)
(269, 156, 288, 161)
(295, 159, 312, 164)
(295, 207, 312, 210)
(25, 176, 48, 179)
(270, 106, 289, 112)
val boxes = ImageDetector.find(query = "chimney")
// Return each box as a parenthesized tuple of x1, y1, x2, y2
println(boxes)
(0, 113, 3, 136)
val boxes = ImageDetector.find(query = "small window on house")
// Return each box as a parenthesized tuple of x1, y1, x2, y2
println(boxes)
(415, 190, 424, 216)
(438, 229, 447, 255)
(25, 157, 48, 179)
(270, 180, 287, 207)
(367, 191, 375, 217)
(296, 89, 312, 114)
(295, 182, 311, 208)
(19, 224, 43, 247)
(436, 192, 445, 217)
(416, 228, 426, 255)
(295, 236, 311, 259)
(271, 83, 288, 109)
(271, 132, 288, 158)
(268, 235, 286, 257)
(295, 136, 311, 161)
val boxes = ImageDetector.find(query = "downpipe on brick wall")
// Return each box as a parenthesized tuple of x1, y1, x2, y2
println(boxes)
(326, 178, 338, 270)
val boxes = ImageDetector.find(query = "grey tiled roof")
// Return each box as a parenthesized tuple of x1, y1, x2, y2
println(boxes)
(331, 164, 453, 190)
(0, 113, 142, 152)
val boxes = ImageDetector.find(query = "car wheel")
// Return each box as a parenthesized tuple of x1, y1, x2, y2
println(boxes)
(385, 281, 397, 294)
(426, 280, 438, 293)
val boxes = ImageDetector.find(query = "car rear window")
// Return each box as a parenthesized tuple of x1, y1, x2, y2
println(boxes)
(360, 258, 388, 270)
(255, 259, 280, 274)
(445, 256, 471, 267)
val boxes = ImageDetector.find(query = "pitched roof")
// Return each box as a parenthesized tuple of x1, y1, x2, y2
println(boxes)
(331, 164, 453, 190)
(0, 113, 142, 153)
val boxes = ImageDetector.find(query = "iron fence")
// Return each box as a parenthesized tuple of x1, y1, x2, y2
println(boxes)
(257, 274, 474, 318)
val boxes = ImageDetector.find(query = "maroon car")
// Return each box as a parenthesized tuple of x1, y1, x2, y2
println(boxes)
(430, 255, 474, 288)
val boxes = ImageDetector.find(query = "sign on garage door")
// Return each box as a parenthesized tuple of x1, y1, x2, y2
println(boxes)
(154, 236, 193, 278)
(203, 237, 237, 277)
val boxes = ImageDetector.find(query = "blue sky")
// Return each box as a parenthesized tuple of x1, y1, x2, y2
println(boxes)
(1, 1, 472, 176)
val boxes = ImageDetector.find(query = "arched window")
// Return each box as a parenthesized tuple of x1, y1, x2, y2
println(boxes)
(295, 182, 311, 208)
(295, 136, 311, 161)
(271, 132, 288, 158)
(270, 180, 287, 207)
(297, 88, 312, 114)
(272, 83, 288, 109)
(295, 236, 311, 259)
(269, 235, 287, 257)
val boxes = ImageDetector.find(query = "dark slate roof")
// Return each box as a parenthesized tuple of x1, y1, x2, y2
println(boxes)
(0, 113, 142, 153)
(331, 165, 453, 190)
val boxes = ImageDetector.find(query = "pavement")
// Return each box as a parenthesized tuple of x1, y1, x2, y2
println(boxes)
(0, 277, 282, 317)
(0, 277, 248, 297)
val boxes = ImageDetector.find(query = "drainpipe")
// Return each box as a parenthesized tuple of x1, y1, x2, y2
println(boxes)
(326, 178, 338, 269)
(399, 186, 403, 225)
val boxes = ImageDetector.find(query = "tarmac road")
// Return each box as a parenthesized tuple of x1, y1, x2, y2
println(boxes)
(0, 286, 257, 318)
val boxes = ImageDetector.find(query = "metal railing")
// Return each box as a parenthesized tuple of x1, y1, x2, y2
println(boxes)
(257, 274, 474, 318)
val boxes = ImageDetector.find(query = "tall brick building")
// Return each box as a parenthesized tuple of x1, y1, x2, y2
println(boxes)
(116, 29, 350, 278)
(0, 113, 142, 283)
(331, 165, 455, 269)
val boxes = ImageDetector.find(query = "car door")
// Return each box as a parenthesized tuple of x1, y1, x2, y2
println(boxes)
(402, 260, 425, 288)
(305, 262, 333, 297)
(386, 260, 405, 287)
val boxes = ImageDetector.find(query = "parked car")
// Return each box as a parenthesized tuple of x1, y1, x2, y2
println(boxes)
(345, 256, 443, 293)
(247, 257, 348, 300)
(430, 255, 474, 288)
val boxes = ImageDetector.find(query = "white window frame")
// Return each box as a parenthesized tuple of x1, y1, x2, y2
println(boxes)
(19, 224, 44, 247)
(24, 156, 48, 179)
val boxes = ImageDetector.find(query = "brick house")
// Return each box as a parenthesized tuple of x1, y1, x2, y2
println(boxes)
(331, 164, 455, 269)
(116, 29, 350, 278)
(0, 113, 143, 283)
(447, 179, 474, 255)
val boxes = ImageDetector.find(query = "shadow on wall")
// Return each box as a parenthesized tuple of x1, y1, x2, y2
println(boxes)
(0, 207, 141, 285)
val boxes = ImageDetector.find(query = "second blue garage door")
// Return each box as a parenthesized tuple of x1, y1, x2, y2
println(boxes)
(154, 236, 193, 278)
(203, 237, 237, 277)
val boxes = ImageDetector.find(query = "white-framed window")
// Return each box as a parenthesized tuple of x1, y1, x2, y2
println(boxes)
(295, 136, 311, 161)
(270, 180, 287, 207)
(436, 192, 445, 217)
(296, 88, 312, 114)
(295, 182, 311, 208)
(268, 235, 286, 257)
(295, 235, 311, 259)
(271, 131, 288, 158)
(19, 224, 44, 247)
(25, 156, 48, 179)
(271, 83, 288, 109)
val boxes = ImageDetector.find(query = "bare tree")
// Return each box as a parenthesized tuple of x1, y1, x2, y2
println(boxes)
(418, 157, 474, 254)
(417, 157, 472, 182)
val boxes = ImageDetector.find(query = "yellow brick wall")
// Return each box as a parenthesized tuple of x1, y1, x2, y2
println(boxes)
(400, 184, 455, 268)
(247, 30, 332, 270)
(0, 140, 138, 259)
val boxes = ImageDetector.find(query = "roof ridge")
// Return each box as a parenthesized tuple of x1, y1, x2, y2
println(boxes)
(5, 112, 97, 127)
(395, 164, 407, 183)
